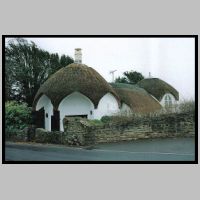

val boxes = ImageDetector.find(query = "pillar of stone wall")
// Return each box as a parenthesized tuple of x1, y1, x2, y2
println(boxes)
(63, 117, 95, 146)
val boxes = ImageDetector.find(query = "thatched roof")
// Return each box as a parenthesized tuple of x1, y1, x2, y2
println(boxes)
(137, 78, 179, 101)
(110, 83, 162, 113)
(33, 63, 120, 110)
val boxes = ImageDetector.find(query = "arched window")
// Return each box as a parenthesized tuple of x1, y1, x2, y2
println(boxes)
(164, 94, 172, 107)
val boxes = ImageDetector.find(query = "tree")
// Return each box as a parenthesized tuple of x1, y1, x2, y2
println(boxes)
(5, 53, 13, 101)
(49, 54, 73, 75)
(115, 76, 128, 84)
(115, 70, 144, 84)
(5, 38, 74, 106)
(60, 54, 72, 68)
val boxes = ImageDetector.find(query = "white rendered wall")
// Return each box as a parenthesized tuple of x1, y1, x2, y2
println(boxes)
(120, 103, 132, 115)
(36, 94, 53, 131)
(160, 93, 177, 107)
(58, 92, 95, 131)
(93, 93, 120, 120)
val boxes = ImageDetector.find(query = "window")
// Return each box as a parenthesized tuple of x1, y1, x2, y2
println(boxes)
(164, 94, 172, 107)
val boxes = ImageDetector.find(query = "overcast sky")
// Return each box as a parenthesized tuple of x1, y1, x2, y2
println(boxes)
(26, 37, 195, 101)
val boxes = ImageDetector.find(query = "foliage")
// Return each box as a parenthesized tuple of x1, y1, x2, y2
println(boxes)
(101, 115, 136, 126)
(5, 101, 32, 136)
(108, 115, 133, 125)
(151, 99, 195, 115)
(101, 116, 112, 123)
(115, 77, 127, 83)
(35, 129, 62, 144)
(89, 119, 104, 126)
(177, 100, 195, 113)
(5, 38, 74, 106)
(115, 70, 144, 84)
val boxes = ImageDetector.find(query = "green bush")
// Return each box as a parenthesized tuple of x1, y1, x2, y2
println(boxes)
(89, 119, 104, 126)
(5, 101, 32, 137)
(101, 116, 112, 123)
(101, 115, 134, 126)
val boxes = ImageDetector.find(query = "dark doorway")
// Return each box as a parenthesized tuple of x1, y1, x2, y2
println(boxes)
(32, 107, 45, 128)
(51, 110, 60, 131)
(66, 115, 88, 118)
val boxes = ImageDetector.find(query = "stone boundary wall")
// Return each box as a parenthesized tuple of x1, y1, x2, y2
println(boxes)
(94, 112, 194, 143)
(62, 111, 195, 145)
(62, 117, 95, 146)
(6, 111, 195, 146)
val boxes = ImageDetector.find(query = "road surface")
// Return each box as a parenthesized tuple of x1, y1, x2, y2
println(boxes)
(5, 137, 195, 161)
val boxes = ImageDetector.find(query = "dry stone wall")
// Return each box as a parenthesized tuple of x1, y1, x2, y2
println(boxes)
(63, 117, 95, 146)
(7, 111, 194, 146)
(62, 111, 195, 145)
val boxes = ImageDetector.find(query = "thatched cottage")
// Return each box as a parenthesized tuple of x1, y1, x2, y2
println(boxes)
(32, 48, 179, 131)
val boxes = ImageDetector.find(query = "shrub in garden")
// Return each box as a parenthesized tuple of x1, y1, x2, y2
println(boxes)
(101, 115, 134, 126)
(5, 101, 32, 138)
(178, 100, 195, 113)
(89, 119, 104, 126)
(101, 116, 112, 123)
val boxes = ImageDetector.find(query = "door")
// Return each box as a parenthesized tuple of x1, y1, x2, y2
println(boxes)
(33, 107, 45, 128)
(51, 110, 60, 131)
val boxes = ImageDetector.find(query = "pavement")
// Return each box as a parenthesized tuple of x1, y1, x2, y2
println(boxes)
(4, 137, 195, 161)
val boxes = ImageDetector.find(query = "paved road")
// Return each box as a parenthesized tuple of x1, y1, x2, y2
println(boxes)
(5, 137, 195, 161)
